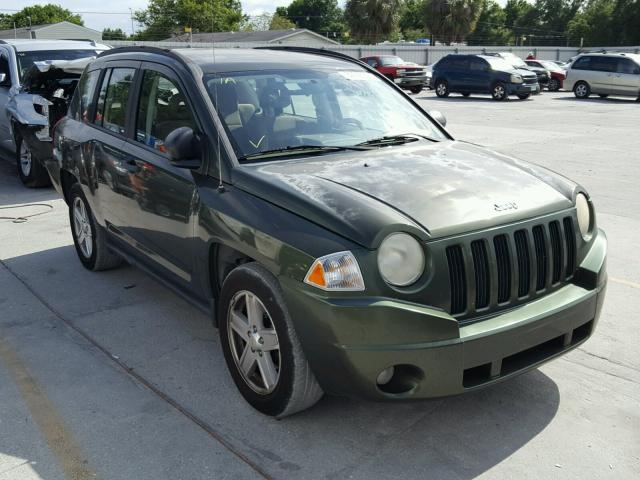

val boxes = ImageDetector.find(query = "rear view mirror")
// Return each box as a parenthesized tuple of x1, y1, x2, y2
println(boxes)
(165, 127, 202, 169)
(429, 110, 447, 127)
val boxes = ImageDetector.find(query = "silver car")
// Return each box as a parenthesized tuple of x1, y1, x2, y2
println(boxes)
(0, 39, 109, 186)
(565, 52, 640, 100)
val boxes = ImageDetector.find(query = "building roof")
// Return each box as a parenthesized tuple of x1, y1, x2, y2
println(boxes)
(166, 29, 339, 45)
(0, 21, 101, 40)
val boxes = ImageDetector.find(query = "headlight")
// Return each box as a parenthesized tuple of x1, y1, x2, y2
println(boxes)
(304, 251, 364, 291)
(397, 69, 406, 75)
(576, 193, 593, 239)
(510, 74, 523, 84)
(377, 233, 425, 287)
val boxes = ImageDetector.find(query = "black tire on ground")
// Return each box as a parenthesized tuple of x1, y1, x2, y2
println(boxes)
(218, 262, 323, 418)
(517, 93, 531, 100)
(68, 183, 123, 271)
(573, 81, 591, 98)
(491, 82, 508, 101)
(410, 86, 423, 94)
(15, 133, 51, 188)
(548, 78, 561, 91)
(598, 94, 609, 98)
(462, 93, 470, 97)
(434, 79, 449, 98)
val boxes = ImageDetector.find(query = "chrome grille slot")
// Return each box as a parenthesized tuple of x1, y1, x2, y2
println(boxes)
(446, 245, 467, 314)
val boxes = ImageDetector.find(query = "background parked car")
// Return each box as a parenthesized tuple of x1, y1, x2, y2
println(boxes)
(565, 52, 640, 100)
(525, 59, 567, 91)
(488, 52, 549, 91)
(431, 54, 539, 100)
(361, 55, 429, 94)
(0, 39, 109, 186)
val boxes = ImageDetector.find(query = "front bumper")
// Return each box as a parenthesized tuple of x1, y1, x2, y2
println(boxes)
(507, 82, 540, 95)
(394, 76, 428, 88)
(282, 229, 606, 400)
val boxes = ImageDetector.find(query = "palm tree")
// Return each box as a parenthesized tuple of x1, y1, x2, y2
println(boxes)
(424, 0, 483, 44)
(345, 0, 402, 44)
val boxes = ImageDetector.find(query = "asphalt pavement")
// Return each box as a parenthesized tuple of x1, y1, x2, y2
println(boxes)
(0, 90, 638, 480)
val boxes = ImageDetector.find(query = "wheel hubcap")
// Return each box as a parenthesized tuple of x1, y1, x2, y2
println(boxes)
(19, 142, 32, 176)
(228, 291, 281, 395)
(577, 85, 586, 96)
(437, 84, 446, 95)
(494, 86, 504, 98)
(72, 197, 93, 258)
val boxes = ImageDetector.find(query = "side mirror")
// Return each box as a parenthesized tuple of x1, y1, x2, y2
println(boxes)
(429, 110, 447, 127)
(165, 127, 202, 169)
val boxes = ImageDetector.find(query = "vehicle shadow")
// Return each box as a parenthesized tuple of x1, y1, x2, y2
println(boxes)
(421, 95, 534, 103)
(553, 96, 639, 104)
(0, 244, 562, 480)
(0, 147, 59, 207)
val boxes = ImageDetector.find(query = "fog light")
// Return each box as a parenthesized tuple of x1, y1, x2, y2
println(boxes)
(376, 366, 395, 386)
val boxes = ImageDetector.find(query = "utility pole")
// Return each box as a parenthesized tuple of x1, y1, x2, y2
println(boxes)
(129, 8, 135, 38)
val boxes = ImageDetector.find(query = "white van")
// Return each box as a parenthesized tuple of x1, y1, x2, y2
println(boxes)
(565, 52, 640, 100)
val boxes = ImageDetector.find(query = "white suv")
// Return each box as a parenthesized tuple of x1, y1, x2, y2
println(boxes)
(565, 52, 640, 100)
(0, 39, 109, 186)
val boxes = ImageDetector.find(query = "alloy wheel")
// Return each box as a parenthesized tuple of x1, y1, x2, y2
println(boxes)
(227, 291, 281, 395)
(493, 84, 506, 100)
(436, 83, 447, 96)
(575, 84, 588, 97)
(72, 197, 93, 258)
(19, 141, 32, 177)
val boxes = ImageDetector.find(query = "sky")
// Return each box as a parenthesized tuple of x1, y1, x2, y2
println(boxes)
(2, 1, 299, 34)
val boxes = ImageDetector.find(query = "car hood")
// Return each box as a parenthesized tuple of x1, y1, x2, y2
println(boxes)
(234, 141, 576, 248)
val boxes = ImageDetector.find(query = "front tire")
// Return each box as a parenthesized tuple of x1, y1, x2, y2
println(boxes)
(573, 81, 591, 98)
(434, 79, 449, 98)
(68, 183, 123, 271)
(219, 263, 323, 417)
(15, 133, 50, 188)
(491, 82, 508, 101)
(517, 93, 531, 100)
(548, 77, 560, 91)
(409, 86, 423, 94)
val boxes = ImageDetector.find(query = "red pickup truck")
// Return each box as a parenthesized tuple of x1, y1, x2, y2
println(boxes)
(360, 55, 430, 94)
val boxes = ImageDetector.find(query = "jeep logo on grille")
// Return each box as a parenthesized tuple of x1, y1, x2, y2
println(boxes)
(494, 201, 518, 212)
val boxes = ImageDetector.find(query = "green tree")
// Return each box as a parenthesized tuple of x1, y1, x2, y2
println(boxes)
(467, 0, 512, 45)
(399, 0, 429, 39)
(276, 0, 345, 37)
(611, 0, 640, 45)
(344, 0, 402, 44)
(270, 13, 297, 30)
(102, 28, 127, 40)
(2, 4, 83, 28)
(423, 0, 483, 44)
(134, 0, 244, 40)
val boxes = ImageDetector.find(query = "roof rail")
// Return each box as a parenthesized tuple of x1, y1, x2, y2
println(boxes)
(254, 46, 368, 69)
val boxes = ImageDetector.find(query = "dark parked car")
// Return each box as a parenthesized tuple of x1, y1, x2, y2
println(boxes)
(488, 52, 549, 90)
(49, 47, 607, 417)
(431, 54, 539, 100)
(360, 55, 429, 94)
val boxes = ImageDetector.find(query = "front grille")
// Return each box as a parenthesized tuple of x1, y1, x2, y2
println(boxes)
(523, 77, 538, 85)
(446, 215, 578, 318)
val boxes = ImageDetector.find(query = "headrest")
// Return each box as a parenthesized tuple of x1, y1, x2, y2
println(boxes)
(212, 82, 239, 117)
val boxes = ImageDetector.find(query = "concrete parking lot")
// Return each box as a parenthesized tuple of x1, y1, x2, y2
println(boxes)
(0, 90, 638, 480)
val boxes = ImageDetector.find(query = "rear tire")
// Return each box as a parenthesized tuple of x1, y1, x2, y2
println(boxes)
(410, 86, 423, 94)
(573, 81, 591, 98)
(434, 79, 449, 98)
(15, 133, 51, 188)
(517, 93, 531, 100)
(491, 82, 508, 101)
(219, 263, 323, 418)
(598, 94, 609, 98)
(462, 93, 470, 97)
(68, 183, 123, 271)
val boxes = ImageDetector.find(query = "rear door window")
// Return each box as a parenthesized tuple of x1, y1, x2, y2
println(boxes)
(591, 57, 617, 72)
(135, 70, 196, 153)
(616, 58, 640, 74)
(95, 67, 135, 135)
(76, 69, 100, 122)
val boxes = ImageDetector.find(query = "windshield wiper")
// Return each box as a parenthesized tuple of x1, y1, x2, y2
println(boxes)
(238, 144, 371, 162)
(356, 133, 439, 147)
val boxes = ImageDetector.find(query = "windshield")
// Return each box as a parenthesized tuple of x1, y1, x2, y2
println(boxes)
(379, 56, 405, 66)
(205, 68, 446, 162)
(501, 53, 527, 68)
(16, 49, 102, 80)
(486, 57, 517, 71)
(539, 60, 561, 70)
